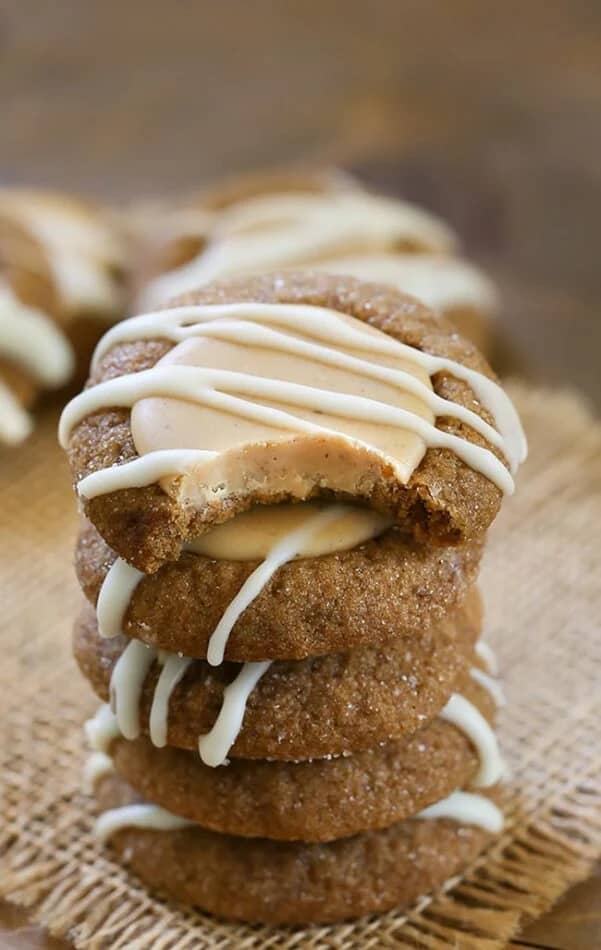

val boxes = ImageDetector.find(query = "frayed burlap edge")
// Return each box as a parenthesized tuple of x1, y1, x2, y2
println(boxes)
(0, 381, 600, 948)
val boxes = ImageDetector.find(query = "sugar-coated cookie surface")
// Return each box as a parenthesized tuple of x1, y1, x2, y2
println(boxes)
(94, 770, 495, 924)
(74, 592, 480, 760)
(63, 272, 522, 571)
(76, 518, 483, 660)
(107, 673, 493, 842)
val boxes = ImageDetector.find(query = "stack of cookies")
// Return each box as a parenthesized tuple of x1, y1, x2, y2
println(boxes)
(0, 188, 129, 445)
(60, 272, 524, 923)
(133, 168, 498, 355)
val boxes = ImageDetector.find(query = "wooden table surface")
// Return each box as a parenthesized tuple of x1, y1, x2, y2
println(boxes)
(0, 2, 599, 946)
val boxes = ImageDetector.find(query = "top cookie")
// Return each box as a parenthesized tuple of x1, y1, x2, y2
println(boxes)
(60, 272, 525, 571)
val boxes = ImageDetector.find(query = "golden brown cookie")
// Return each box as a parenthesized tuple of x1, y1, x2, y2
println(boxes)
(0, 213, 63, 427)
(76, 518, 483, 660)
(447, 304, 494, 362)
(107, 674, 493, 841)
(74, 592, 480, 760)
(0, 190, 130, 445)
(65, 272, 509, 572)
(131, 166, 357, 290)
(94, 770, 495, 924)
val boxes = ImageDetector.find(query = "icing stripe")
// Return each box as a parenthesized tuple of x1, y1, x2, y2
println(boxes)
(149, 655, 193, 747)
(91, 302, 526, 469)
(149, 318, 506, 452)
(95, 803, 194, 844)
(139, 191, 456, 307)
(439, 693, 505, 787)
(0, 378, 32, 445)
(0, 191, 126, 314)
(198, 661, 271, 767)
(88, 506, 370, 769)
(475, 641, 499, 676)
(109, 640, 157, 740)
(94, 313, 504, 456)
(97, 558, 144, 638)
(418, 790, 503, 833)
(0, 284, 74, 387)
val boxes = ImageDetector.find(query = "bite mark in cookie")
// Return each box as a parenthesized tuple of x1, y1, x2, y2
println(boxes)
(61, 273, 525, 570)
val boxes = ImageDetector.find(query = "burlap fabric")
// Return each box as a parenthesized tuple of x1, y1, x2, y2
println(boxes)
(0, 382, 600, 948)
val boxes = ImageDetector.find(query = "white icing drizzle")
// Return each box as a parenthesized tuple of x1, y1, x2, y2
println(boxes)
(470, 667, 506, 708)
(475, 641, 499, 676)
(205, 505, 349, 666)
(103, 636, 267, 768)
(0, 283, 75, 386)
(0, 280, 75, 445)
(62, 300, 525, 505)
(0, 378, 32, 445)
(109, 640, 157, 740)
(149, 654, 193, 747)
(89, 302, 525, 473)
(198, 661, 271, 767)
(440, 693, 505, 788)
(124, 317, 505, 453)
(83, 752, 114, 792)
(77, 449, 217, 499)
(64, 363, 514, 493)
(97, 558, 144, 638)
(140, 190, 457, 308)
(94, 803, 195, 844)
(85, 703, 121, 753)
(60, 363, 515, 497)
(91, 504, 382, 768)
(418, 790, 504, 833)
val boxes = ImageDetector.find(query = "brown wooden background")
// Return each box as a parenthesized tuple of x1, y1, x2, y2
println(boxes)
(0, 1, 600, 946)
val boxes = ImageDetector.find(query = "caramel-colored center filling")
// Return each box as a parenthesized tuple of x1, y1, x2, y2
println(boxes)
(187, 501, 392, 561)
(130, 307, 435, 503)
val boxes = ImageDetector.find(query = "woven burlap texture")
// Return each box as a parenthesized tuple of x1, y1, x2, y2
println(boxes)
(0, 382, 600, 949)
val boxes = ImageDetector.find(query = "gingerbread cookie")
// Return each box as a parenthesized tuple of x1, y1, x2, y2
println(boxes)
(130, 166, 358, 293)
(131, 167, 498, 356)
(76, 516, 483, 660)
(60, 273, 524, 571)
(93, 770, 500, 924)
(0, 188, 130, 444)
(106, 670, 494, 841)
(74, 591, 481, 760)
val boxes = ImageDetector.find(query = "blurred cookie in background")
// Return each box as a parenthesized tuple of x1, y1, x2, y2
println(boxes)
(131, 167, 497, 357)
(0, 189, 131, 446)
